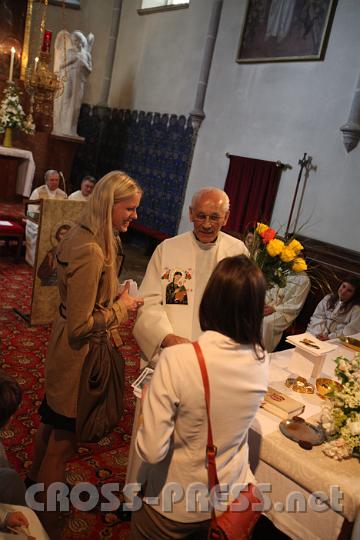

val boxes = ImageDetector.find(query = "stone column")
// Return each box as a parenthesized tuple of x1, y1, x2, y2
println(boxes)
(190, 0, 223, 130)
(98, 0, 123, 106)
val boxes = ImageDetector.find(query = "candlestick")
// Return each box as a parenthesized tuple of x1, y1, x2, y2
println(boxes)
(42, 30, 52, 53)
(9, 47, 15, 82)
(34, 57, 39, 72)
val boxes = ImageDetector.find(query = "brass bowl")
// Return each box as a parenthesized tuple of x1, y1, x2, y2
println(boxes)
(339, 336, 360, 352)
(316, 378, 342, 398)
(285, 376, 314, 394)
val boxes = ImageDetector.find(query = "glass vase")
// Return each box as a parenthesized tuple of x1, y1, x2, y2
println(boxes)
(3, 127, 12, 148)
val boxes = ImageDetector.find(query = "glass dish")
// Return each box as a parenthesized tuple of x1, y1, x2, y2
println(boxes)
(279, 418, 324, 446)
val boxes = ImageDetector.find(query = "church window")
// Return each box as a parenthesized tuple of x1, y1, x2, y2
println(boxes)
(139, 0, 190, 14)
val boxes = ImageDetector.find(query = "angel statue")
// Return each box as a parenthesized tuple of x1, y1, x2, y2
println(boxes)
(53, 30, 94, 136)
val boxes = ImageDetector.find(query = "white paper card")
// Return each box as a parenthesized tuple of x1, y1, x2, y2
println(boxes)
(286, 332, 337, 356)
(119, 279, 139, 297)
(288, 347, 326, 380)
(0, 220, 13, 226)
(131, 367, 154, 399)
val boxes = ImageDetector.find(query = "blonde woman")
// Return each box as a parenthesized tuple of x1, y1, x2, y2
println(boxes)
(26, 172, 143, 522)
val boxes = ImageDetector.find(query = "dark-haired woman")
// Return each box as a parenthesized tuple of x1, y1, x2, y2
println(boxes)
(307, 277, 360, 340)
(130, 255, 269, 540)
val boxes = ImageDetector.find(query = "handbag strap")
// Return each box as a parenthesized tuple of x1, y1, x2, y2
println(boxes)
(193, 341, 220, 496)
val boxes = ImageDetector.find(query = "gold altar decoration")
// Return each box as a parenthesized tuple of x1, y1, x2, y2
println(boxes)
(24, 0, 63, 132)
(21, 0, 34, 79)
(285, 376, 314, 394)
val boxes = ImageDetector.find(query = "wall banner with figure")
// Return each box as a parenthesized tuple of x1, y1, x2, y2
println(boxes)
(30, 199, 86, 325)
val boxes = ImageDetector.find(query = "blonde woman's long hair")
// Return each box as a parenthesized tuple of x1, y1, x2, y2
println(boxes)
(81, 170, 142, 304)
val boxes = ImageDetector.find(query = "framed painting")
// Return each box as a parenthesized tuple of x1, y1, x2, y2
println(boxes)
(0, 0, 33, 80)
(31, 199, 86, 325)
(237, 0, 338, 63)
(49, 0, 81, 8)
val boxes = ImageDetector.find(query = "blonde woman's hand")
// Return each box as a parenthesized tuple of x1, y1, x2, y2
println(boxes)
(119, 281, 144, 313)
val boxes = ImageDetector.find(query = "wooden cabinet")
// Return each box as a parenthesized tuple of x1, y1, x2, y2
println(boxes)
(0, 155, 20, 202)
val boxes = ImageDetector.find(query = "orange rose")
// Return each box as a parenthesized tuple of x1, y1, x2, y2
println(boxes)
(261, 227, 276, 244)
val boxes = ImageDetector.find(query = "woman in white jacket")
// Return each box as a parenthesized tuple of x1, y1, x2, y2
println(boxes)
(130, 255, 269, 540)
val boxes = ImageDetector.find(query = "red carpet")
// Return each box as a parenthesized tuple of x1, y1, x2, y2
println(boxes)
(0, 258, 140, 538)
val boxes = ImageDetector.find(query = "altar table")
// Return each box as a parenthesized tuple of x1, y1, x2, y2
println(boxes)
(250, 336, 360, 540)
(0, 145, 35, 199)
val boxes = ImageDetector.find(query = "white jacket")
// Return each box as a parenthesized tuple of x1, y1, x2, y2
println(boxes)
(136, 331, 269, 522)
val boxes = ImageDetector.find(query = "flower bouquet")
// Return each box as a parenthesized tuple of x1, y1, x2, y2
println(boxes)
(0, 83, 34, 137)
(248, 223, 307, 288)
(320, 353, 360, 460)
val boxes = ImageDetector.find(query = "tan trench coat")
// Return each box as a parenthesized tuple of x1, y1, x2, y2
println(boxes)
(45, 224, 127, 418)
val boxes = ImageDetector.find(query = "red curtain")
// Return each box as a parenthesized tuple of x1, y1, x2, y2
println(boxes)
(223, 155, 281, 234)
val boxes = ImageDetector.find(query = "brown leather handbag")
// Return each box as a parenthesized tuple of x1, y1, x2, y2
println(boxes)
(76, 331, 125, 442)
(193, 342, 263, 540)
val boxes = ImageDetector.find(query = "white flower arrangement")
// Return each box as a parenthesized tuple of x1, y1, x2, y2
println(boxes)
(0, 83, 34, 135)
(320, 353, 360, 460)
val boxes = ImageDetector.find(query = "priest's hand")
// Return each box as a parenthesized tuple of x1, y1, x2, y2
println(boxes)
(161, 334, 191, 348)
(264, 304, 275, 316)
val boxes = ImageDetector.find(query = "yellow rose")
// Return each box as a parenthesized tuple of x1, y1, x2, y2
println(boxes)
(292, 257, 307, 272)
(256, 222, 269, 235)
(287, 239, 303, 254)
(280, 247, 296, 262)
(266, 239, 284, 257)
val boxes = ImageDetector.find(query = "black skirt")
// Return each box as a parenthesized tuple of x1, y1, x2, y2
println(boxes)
(38, 395, 76, 433)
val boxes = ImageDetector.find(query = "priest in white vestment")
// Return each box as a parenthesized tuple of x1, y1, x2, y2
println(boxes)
(125, 187, 249, 494)
(133, 187, 249, 360)
(262, 272, 310, 352)
(25, 170, 67, 267)
(68, 175, 96, 201)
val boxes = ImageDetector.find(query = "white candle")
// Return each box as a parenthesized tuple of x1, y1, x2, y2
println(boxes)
(9, 47, 15, 82)
(34, 57, 39, 72)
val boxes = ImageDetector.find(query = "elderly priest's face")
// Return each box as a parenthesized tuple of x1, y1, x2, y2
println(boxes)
(189, 192, 229, 244)
(46, 173, 60, 192)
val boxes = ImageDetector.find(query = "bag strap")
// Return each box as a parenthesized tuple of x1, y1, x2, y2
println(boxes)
(193, 341, 220, 506)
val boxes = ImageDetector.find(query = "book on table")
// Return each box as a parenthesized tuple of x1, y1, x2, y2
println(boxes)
(261, 386, 305, 419)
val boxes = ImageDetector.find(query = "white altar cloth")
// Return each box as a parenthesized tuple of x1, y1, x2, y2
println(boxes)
(250, 335, 360, 540)
(0, 145, 35, 197)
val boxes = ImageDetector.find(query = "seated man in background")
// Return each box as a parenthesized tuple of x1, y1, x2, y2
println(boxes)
(68, 175, 96, 201)
(27, 170, 67, 219)
(25, 170, 67, 267)
(263, 271, 310, 352)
